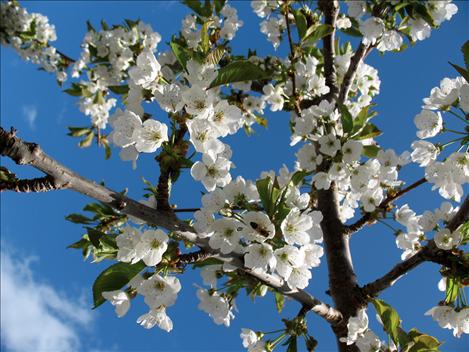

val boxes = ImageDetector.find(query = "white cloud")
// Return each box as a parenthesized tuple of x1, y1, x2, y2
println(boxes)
(21, 105, 37, 129)
(1, 248, 94, 352)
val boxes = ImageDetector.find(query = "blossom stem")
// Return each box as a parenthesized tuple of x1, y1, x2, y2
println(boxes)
(447, 109, 468, 124)
(439, 136, 466, 149)
(444, 128, 466, 135)
(376, 219, 399, 234)
(263, 329, 286, 335)
(270, 333, 287, 349)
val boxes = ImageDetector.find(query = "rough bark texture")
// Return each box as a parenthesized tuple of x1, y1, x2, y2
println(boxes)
(316, 1, 363, 350)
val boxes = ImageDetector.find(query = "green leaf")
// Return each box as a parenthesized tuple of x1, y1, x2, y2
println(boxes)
(205, 46, 225, 66)
(182, 0, 212, 17)
(462, 41, 469, 70)
(445, 277, 459, 304)
(413, 3, 434, 27)
(458, 221, 469, 245)
(93, 261, 145, 308)
(274, 292, 285, 313)
(170, 41, 192, 71)
(100, 19, 110, 31)
(192, 257, 223, 268)
(405, 329, 441, 352)
(86, 227, 107, 248)
(304, 24, 334, 44)
(67, 126, 91, 137)
(353, 123, 382, 140)
(0, 167, 16, 182)
(449, 62, 469, 84)
(372, 299, 401, 346)
(338, 104, 353, 134)
(291, 170, 312, 186)
(293, 10, 308, 40)
(108, 85, 129, 95)
(255, 115, 268, 128)
(209, 61, 271, 89)
(351, 104, 376, 136)
(83, 202, 115, 217)
(63, 83, 83, 97)
(86, 20, 96, 32)
(362, 145, 380, 158)
(256, 177, 273, 215)
(201, 20, 213, 53)
(102, 138, 112, 160)
(79, 131, 94, 148)
(213, 0, 226, 14)
(67, 237, 89, 249)
(65, 213, 93, 224)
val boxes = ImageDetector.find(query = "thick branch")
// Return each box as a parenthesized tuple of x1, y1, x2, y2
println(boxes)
(0, 126, 342, 324)
(318, 0, 339, 102)
(345, 177, 427, 236)
(0, 175, 69, 192)
(362, 195, 469, 298)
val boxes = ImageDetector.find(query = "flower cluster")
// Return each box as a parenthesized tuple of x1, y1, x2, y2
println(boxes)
(116, 226, 169, 266)
(340, 309, 384, 352)
(0, 1, 68, 82)
(410, 76, 469, 202)
(424, 277, 469, 338)
(72, 20, 162, 131)
(251, 1, 284, 49)
(346, 0, 458, 51)
(293, 101, 408, 222)
(100, 225, 183, 332)
(240, 328, 269, 352)
(394, 202, 460, 259)
(193, 169, 324, 294)
(110, 108, 168, 169)
(182, 3, 243, 47)
(425, 306, 469, 338)
(102, 272, 181, 332)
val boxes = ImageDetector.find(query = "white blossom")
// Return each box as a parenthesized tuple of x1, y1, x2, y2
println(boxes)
(132, 119, 168, 153)
(197, 289, 234, 326)
(102, 290, 131, 318)
(191, 153, 232, 192)
(137, 307, 173, 332)
(434, 228, 461, 250)
(128, 50, 161, 87)
(244, 243, 276, 272)
(137, 274, 181, 309)
(209, 218, 242, 254)
(281, 209, 313, 246)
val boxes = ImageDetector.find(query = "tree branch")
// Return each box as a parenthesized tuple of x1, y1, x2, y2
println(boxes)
(0, 126, 343, 324)
(345, 177, 427, 236)
(284, 4, 301, 115)
(362, 195, 469, 298)
(318, 0, 339, 102)
(0, 175, 69, 192)
(337, 43, 371, 105)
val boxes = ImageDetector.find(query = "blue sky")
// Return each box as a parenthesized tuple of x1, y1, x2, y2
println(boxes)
(1, 1, 469, 351)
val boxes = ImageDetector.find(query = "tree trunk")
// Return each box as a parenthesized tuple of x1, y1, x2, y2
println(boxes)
(318, 183, 361, 351)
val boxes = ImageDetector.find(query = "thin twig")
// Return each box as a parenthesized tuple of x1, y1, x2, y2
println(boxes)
(345, 177, 427, 235)
(362, 195, 469, 298)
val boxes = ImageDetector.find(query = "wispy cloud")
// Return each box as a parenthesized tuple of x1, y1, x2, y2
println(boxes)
(0, 247, 94, 352)
(21, 105, 37, 130)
